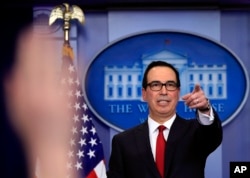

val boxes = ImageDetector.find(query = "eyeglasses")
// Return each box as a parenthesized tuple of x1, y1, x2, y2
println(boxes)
(147, 81, 179, 91)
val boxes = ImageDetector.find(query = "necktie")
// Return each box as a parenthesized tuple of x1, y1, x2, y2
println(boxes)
(156, 125, 166, 178)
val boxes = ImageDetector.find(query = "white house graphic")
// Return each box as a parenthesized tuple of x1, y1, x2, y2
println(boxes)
(104, 50, 227, 100)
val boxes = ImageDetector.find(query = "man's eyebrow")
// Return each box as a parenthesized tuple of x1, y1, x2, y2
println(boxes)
(149, 80, 176, 83)
(167, 80, 177, 83)
(150, 80, 160, 82)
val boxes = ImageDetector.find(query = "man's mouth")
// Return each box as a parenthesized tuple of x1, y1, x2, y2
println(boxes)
(157, 99, 171, 105)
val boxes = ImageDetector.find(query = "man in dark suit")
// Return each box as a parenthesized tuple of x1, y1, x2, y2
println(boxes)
(107, 61, 222, 178)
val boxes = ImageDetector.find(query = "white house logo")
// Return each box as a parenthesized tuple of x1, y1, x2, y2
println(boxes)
(83, 31, 249, 131)
(104, 51, 227, 100)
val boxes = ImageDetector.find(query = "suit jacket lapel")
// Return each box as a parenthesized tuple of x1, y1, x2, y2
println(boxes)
(164, 116, 189, 177)
(134, 122, 161, 178)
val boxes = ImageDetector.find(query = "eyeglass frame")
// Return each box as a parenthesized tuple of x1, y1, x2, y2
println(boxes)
(146, 80, 180, 91)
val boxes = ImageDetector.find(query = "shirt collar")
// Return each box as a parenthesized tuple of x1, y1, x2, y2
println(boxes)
(148, 114, 176, 134)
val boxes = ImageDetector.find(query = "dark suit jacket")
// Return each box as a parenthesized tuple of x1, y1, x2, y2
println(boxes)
(107, 111, 222, 178)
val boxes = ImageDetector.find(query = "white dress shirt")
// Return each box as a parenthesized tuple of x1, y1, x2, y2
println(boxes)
(148, 109, 214, 160)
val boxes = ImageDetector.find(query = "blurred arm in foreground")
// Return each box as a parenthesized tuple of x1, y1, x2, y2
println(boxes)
(4, 26, 79, 178)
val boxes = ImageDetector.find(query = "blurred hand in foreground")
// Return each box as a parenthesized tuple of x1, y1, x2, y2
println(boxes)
(4, 26, 78, 178)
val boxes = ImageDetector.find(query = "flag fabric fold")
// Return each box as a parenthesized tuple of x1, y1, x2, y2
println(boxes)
(61, 44, 107, 178)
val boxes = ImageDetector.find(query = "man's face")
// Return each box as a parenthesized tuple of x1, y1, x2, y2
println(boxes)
(142, 66, 180, 121)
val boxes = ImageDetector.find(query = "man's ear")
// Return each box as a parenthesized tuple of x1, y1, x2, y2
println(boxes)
(142, 88, 147, 101)
(176, 87, 181, 99)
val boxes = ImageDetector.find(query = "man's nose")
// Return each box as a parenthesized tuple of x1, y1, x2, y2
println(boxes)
(160, 85, 168, 95)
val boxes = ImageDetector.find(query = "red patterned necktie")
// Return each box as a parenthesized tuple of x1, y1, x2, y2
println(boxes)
(156, 125, 166, 178)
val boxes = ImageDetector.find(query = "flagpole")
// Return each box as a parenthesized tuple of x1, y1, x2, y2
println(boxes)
(48, 4, 107, 178)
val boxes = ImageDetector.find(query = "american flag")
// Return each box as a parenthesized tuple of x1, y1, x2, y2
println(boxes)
(60, 44, 107, 178)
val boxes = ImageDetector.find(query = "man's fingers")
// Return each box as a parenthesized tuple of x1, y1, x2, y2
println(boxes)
(182, 93, 191, 100)
(183, 84, 204, 106)
(192, 84, 201, 93)
(191, 96, 204, 106)
(183, 94, 197, 106)
(183, 84, 201, 100)
(182, 84, 208, 109)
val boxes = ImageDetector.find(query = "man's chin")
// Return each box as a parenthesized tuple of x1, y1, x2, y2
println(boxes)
(157, 109, 171, 116)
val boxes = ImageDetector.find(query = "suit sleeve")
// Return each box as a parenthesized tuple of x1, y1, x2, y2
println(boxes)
(106, 135, 125, 178)
(195, 108, 223, 156)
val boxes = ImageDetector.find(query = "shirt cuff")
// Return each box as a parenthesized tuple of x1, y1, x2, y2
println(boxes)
(197, 109, 214, 125)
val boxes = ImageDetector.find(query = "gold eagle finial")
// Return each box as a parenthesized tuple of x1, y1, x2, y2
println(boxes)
(49, 3, 85, 44)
